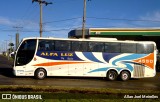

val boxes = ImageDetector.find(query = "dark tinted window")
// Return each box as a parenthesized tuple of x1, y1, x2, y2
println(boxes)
(137, 44, 154, 54)
(72, 41, 88, 52)
(121, 43, 136, 53)
(105, 43, 120, 53)
(16, 39, 36, 66)
(38, 40, 54, 51)
(88, 42, 104, 52)
(55, 40, 71, 51)
(37, 39, 154, 54)
(19, 39, 36, 51)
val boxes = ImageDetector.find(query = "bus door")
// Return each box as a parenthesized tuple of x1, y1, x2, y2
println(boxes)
(15, 39, 37, 75)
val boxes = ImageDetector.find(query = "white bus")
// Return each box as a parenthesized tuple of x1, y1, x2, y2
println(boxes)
(13, 37, 157, 81)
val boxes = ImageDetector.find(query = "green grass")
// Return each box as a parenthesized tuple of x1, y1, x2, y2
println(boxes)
(0, 85, 159, 93)
(0, 85, 159, 102)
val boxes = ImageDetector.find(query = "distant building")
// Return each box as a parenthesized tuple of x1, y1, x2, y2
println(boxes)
(68, 28, 160, 49)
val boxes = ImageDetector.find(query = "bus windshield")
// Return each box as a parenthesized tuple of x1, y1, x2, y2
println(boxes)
(15, 39, 36, 66)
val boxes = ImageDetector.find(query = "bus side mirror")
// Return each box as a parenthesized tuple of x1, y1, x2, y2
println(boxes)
(11, 52, 15, 59)
(156, 49, 159, 55)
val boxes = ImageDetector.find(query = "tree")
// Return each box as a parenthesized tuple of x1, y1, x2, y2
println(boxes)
(8, 43, 14, 53)
(8, 43, 14, 47)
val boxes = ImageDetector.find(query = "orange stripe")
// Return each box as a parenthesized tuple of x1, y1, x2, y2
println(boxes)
(33, 61, 89, 66)
(133, 53, 154, 69)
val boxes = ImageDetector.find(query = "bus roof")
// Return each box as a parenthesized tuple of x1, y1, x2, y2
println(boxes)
(21, 37, 156, 45)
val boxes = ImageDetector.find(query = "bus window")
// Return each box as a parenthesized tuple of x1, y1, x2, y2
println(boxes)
(38, 40, 54, 51)
(88, 42, 104, 52)
(121, 43, 136, 53)
(16, 39, 36, 66)
(55, 40, 71, 51)
(71, 41, 81, 51)
(137, 44, 154, 54)
(71, 41, 88, 52)
(105, 43, 120, 53)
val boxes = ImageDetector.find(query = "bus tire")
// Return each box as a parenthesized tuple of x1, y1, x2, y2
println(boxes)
(35, 68, 47, 80)
(107, 70, 118, 81)
(119, 71, 130, 81)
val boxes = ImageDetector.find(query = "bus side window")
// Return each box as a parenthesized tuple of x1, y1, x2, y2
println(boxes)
(38, 40, 45, 50)
(55, 40, 71, 51)
(38, 40, 55, 51)
(45, 44, 50, 50)
(137, 44, 154, 54)
(105, 43, 120, 53)
(88, 42, 104, 52)
(121, 43, 136, 53)
(80, 42, 88, 52)
(71, 41, 88, 52)
(71, 41, 80, 51)
(39, 44, 45, 50)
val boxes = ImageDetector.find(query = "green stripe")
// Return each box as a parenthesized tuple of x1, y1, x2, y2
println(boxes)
(90, 32, 160, 36)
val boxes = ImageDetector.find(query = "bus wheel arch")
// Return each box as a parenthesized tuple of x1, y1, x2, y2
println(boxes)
(119, 70, 131, 81)
(34, 68, 47, 80)
(106, 69, 118, 81)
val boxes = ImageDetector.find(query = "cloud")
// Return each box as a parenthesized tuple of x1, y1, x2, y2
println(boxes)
(0, 16, 14, 26)
(0, 16, 82, 38)
(19, 20, 39, 30)
(0, 16, 40, 31)
(86, 11, 160, 28)
(140, 11, 160, 21)
(137, 11, 160, 27)
(42, 17, 82, 38)
(110, 11, 160, 28)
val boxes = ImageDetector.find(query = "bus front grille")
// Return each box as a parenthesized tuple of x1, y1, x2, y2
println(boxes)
(133, 64, 145, 78)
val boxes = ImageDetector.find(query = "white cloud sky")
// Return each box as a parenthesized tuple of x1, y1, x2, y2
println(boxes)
(0, 16, 40, 31)
(134, 11, 160, 28)
(140, 11, 160, 21)
(0, 16, 14, 26)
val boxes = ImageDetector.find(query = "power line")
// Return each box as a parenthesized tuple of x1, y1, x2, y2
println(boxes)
(43, 17, 82, 24)
(54, 0, 80, 3)
(2, 16, 160, 33)
(44, 29, 72, 32)
(19, 3, 39, 27)
(87, 17, 160, 23)
(38, 16, 160, 24)
(0, 29, 38, 32)
(43, 27, 82, 32)
(13, 26, 23, 33)
(0, 28, 75, 32)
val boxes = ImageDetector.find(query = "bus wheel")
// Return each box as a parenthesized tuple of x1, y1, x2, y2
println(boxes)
(120, 71, 130, 81)
(107, 70, 117, 81)
(35, 68, 47, 80)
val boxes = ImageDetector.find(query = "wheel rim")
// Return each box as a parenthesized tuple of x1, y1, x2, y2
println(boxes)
(38, 71, 45, 78)
(122, 73, 128, 80)
(109, 73, 115, 80)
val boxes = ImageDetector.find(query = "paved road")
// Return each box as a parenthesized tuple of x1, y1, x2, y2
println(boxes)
(0, 55, 160, 90)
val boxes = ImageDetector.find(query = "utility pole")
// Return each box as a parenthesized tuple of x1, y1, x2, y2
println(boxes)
(82, 0, 86, 39)
(8, 35, 13, 54)
(13, 26, 23, 49)
(82, 0, 91, 39)
(4, 40, 8, 57)
(32, 0, 52, 37)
